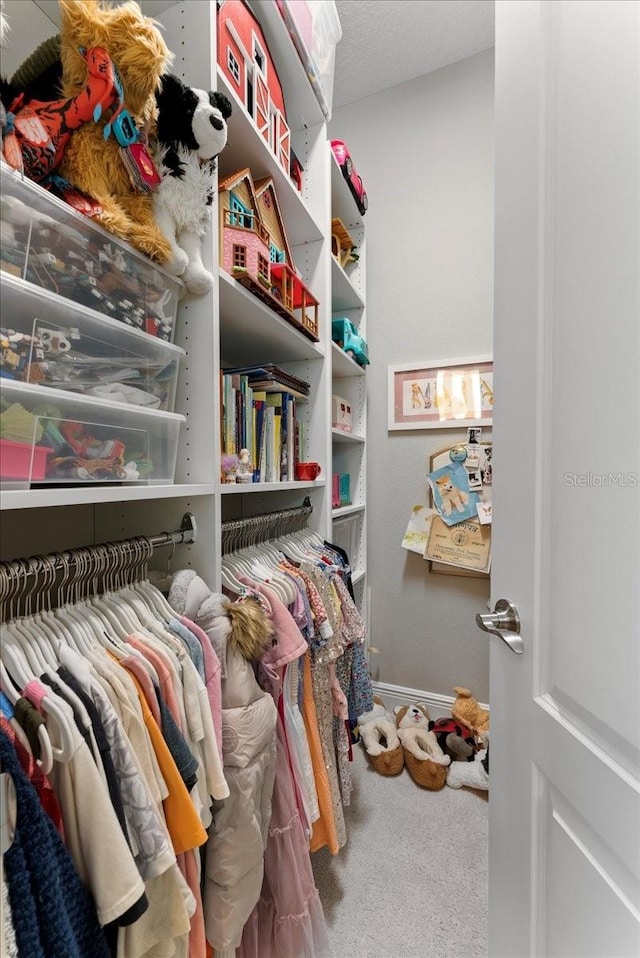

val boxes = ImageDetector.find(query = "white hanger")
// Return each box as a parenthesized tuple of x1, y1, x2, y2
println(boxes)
(220, 559, 245, 596)
(1, 624, 39, 688)
(24, 679, 77, 766)
(136, 538, 180, 622)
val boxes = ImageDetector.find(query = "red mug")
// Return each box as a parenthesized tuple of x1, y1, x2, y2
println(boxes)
(295, 461, 321, 481)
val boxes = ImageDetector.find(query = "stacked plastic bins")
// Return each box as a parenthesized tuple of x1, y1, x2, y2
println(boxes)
(0, 167, 185, 489)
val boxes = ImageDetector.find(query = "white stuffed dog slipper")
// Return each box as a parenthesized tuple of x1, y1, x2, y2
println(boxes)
(358, 697, 404, 776)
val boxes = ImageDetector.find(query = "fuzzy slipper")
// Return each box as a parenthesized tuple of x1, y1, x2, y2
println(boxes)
(396, 726, 451, 791)
(358, 700, 405, 776)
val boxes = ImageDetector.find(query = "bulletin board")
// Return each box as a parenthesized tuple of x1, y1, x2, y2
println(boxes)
(426, 441, 492, 578)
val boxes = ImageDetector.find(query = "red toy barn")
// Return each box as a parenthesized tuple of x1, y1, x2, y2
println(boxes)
(217, 0, 291, 177)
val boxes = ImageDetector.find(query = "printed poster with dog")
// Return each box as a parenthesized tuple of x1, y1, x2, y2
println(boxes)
(427, 462, 479, 527)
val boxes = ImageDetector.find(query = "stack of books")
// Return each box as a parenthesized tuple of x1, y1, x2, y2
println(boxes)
(220, 364, 310, 483)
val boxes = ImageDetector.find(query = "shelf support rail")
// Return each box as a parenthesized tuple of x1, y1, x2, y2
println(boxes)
(221, 497, 312, 554)
(0, 512, 197, 620)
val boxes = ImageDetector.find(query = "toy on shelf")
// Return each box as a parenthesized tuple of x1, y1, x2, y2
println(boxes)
(331, 139, 368, 216)
(394, 703, 451, 791)
(331, 217, 358, 269)
(217, 0, 290, 178)
(331, 316, 369, 366)
(54, 0, 174, 263)
(0, 183, 178, 341)
(331, 394, 352, 432)
(2, 45, 122, 183)
(289, 149, 303, 192)
(153, 73, 232, 295)
(218, 167, 319, 340)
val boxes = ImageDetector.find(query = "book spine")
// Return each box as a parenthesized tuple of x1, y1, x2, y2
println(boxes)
(286, 396, 295, 482)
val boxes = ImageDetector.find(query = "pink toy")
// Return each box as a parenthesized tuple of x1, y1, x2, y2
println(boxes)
(331, 139, 368, 216)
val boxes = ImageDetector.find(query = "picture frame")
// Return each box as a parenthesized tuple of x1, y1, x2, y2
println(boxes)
(388, 355, 494, 431)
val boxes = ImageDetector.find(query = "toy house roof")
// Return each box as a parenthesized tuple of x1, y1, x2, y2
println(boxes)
(218, 167, 263, 213)
(254, 176, 294, 266)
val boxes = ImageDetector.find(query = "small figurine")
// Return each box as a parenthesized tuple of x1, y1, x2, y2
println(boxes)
(221, 452, 238, 483)
(235, 447, 252, 483)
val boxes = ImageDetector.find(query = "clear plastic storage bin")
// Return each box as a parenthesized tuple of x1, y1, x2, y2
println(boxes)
(0, 166, 181, 342)
(0, 273, 184, 412)
(277, 1, 342, 120)
(0, 380, 183, 489)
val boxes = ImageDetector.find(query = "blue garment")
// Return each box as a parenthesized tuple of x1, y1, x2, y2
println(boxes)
(169, 617, 205, 680)
(0, 731, 110, 958)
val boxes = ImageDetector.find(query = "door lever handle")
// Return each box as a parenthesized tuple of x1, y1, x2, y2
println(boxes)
(476, 598, 524, 654)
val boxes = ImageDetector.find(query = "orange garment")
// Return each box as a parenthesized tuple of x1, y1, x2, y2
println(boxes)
(122, 665, 207, 856)
(302, 652, 339, 855)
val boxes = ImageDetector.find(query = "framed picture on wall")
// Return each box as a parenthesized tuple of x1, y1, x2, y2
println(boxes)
(388, 355, 494, 430)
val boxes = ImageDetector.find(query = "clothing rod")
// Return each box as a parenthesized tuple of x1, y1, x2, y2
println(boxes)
(0, 512, 197, 582)
(221, 497, 312, 553)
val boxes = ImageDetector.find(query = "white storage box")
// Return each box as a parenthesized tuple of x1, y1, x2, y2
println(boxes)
(1, 273, 184, 412)
(0, 380, 183, 489)
(0, 166, 181, 342)
(331, 394, 352, 432)
(331, 513, 359, 566)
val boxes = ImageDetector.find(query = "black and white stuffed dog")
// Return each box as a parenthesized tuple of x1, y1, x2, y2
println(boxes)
(153, 74, 232, 295)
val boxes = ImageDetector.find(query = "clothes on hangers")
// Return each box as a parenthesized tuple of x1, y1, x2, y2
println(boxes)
(168, 571, 279, 956)
(0, 568, 231, 958)
(236, 580, 330, 958)
(0, 731, 111, 958)
(0, 523, 371, 958)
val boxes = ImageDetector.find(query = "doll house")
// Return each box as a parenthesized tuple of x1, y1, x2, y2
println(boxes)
(219, 168, 319, 341)
(217, 0, 291, 177)
(254, 176, 294, 267)
(331, 217, 357, 269)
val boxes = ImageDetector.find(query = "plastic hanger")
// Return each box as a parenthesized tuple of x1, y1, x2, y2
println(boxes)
(23, 678, 76, 766)
(135, 537, 180, 622)
(220, 560, 245, 596)
(1, 623, 39, 687)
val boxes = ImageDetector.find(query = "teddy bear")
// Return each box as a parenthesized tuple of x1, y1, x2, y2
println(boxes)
(394, 703, 450, 791)
(447, 740, 489, 792)
(451, 686, 490, 739)
(152, 73, 232, 294)
(56, 0, 174, 264)
(357, 696, 404, 776)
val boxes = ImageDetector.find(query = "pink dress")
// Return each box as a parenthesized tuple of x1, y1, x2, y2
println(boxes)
(237, 579, 329, 958)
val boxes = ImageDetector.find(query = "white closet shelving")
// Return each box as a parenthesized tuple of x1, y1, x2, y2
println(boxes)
(0, 0, 354, 586)
(329, 152, 368, 600)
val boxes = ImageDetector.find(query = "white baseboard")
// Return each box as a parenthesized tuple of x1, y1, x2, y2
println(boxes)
(372, 681, 490, 721)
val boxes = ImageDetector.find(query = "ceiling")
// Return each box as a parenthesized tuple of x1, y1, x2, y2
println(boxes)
(332, 0, 495, 111)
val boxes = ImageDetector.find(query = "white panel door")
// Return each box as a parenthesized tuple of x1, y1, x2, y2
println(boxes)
(488, 2, 640, 955)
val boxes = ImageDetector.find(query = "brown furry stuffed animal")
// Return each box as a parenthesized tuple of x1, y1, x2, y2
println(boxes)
(451, 687, 490, 738)
(57, 0, 173, 263)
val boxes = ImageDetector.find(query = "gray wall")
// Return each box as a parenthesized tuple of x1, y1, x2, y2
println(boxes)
(330, 49, 494, 702)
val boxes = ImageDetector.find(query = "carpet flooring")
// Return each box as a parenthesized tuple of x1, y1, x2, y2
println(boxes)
(311, 745, 488, 958)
